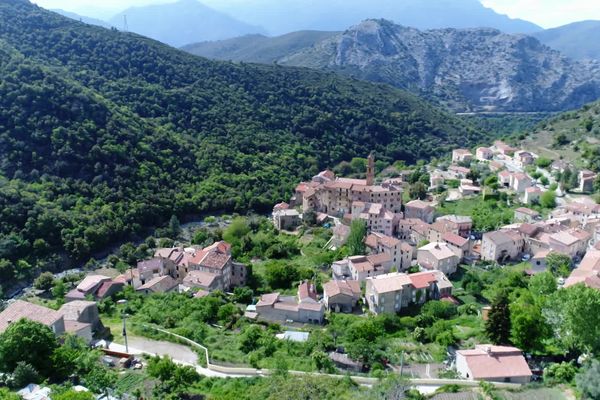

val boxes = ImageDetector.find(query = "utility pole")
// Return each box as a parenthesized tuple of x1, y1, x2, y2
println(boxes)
(122, 312, 129, 354)
(123, 15, 129, 32)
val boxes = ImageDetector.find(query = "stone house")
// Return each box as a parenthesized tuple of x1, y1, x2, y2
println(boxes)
(404, 200, 435, 223)
(524, 187, 543, 205)
(136, 275, 178, 295)
(514, 207, 541, 223)
(365, 270, 453, 315)
(481, 230, 525, 262)
(255, 282, 325, 324)
(322, 280, 361, 313)
(510, 173, 532, 193)
(476, 147, 493, 161)
(332, 254, 393, 282)
(417, 242, 460, 275)
(579, 170, 597, 192)
(365, 232, 413, 271)
(548, 228, 591, 258)
(351, 202, 400, 237)
(452, 149, 473, 164)
(273, 209, 301, 231)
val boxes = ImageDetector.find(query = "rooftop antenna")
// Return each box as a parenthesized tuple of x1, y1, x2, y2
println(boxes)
(123, 15, 129, 32)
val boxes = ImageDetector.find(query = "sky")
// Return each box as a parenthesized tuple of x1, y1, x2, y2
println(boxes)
(31, 0, 600, 28)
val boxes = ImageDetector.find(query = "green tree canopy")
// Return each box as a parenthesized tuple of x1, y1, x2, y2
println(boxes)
(0, 319, 57, 376)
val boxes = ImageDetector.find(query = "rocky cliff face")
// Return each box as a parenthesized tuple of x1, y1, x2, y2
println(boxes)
(279, 20, 600, 112)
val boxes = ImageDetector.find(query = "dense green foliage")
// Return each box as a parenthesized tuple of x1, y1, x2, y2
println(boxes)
(0, 0, 487, 293)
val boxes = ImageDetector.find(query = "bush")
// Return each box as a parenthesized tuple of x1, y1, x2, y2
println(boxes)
(11, 362, 40, 388)
(33, 272, 55, 291)
(544, 362, 577, 385)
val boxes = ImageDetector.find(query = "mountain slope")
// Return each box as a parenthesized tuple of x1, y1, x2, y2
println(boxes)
(0, 0, 485, 289)
(187, 20, 600, 112)
(108, 0, 264, 47)
(181, 31, 338, 63)
(50, 9, 112, 29)
(533, 21, 600, 61)
(201, 0, 541, 35)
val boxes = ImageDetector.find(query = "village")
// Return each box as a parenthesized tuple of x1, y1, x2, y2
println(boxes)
(2, 139, 600, 398)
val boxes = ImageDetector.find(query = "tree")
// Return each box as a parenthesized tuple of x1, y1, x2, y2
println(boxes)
(544, 285, 600, 354)
(239, 325, 264, 353)
(52, 279, 67, 299)
(168, 215, 181, 238)
(312, 351, 335, 373)
(0, 320, 57, 376)
(576, 360, 600, 400)
(528, 272, 557, 301)
(84, 367, 117, 397)
(485, 290, 511, 345)
(53, 391, 95, 400)
(546, 252, 571, 277)
(33, 272, 55, 291)
(232, 287, 254, 304)
(11, 362, 40, 388)
(509, 290, 550, 353)
(223, 217, 251, 245)
(0, 388, 20, 400)
(347, 220, 367, 256)
(264, 261, 299, 289)
(544, 362, 577, 385)
(409, 182, 428, 200)
(540, 190, 557, 209)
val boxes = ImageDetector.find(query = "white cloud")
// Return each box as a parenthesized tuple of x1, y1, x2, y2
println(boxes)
(481, 0, 600, 28)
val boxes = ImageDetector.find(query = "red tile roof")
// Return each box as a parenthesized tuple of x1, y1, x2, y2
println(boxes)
(458, 345, 532, 380)
(0, 300, 63, 332)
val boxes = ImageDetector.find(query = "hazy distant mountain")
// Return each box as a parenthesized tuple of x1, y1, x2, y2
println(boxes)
(182, 31, 338, 63)
(109, 0, 265, 47)
(51, 9, 112, 28)
(186, 19, 600, 112)
(533, 21, 600, 61)
(203, 0, 541, 35)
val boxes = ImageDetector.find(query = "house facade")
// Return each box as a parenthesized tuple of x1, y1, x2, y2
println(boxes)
(456, 345, 532, 384)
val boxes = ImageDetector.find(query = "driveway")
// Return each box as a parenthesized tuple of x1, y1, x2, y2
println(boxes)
(127, 337, 198, 365)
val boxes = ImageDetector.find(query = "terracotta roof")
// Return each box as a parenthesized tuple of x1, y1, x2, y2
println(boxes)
(369, 273, 412, 293)
(367, 253, 392, 266)
(298, 302, 324, 312)
(484, 230, 522, 246)
(96, 280, 124, 298)
(518, 223, 540, 237)
(298, 281, 318, 302)
(137, 258, 167, 273)
(365, 233, 401, 249)
(442, 232, 468, 247)
(458, 345, 532, 380)
(257, 293, 280, 307)
(409, 272, 437, 289)
(323, 280, 361, 299)
(0, 300, 63, 332)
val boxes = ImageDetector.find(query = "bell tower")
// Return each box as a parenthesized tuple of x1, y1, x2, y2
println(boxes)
(366, 153, 375, 186)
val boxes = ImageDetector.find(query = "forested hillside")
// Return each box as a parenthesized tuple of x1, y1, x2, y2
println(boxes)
(0, 0, 485, 292)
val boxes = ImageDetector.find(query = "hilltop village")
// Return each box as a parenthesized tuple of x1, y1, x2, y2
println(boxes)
(3, 140, 600, 398)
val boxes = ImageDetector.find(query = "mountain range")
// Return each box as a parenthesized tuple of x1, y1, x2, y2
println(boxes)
(0, 0, 486, 279)
(202, 0, 542, 35)
(108, 0, 265, 47)
(532, 21, 600, 61)
(185, 19, 600, 113)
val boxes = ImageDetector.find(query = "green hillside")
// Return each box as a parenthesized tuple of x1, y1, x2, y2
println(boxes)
(521, 101, 600, 165)
(0, 0, 486, 291)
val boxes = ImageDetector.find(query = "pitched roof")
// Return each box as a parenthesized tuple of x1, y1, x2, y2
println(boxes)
(76, 275, 111, 293)
(96, 280, 124, 298)
(406, 200, 434, 210)
(457, 345, 532, 380)
(515, 207, 540, 217)
(419, 242, 457, 260)
(409, 272, 438, 289)
(257, 293, 280, 307)
(298, 281, 318, 302)
(369, 273, 412, 293)
(183, 270, 220, 288)
(442, 232, 468, 247)
(59, 301, 97, 321)
(0, 300, 63, 332)
(484, 230, 522, 246)
(365, 233, 401, 249)
(323, 280, 361, 299)
(137, 275, 178, 293)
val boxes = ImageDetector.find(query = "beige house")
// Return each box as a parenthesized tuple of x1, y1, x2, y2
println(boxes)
(323, 280, 361, 313)
(492, 141, 516, 156)
(548, 228, 591, 258)
(255, 282, 324, 324)
(456, 345, 532, 384)
(273, 209, 301, 231)
(510, 173, 532, 193)
(405, 200, 435, 223)
(442, 232, 470, 259)
(452, 149, 474, 164)
(332, 254, 393, 282)
(514, 151, 535, 167)
(365, 270, 453, 315)
(524, 187, 543, 205)
(514, 207, 541, 223)
(579, 170, 597, 192)
(137, 275, 178, 295)
(351, 202, 400, 237)
(481, 230, 525, 262)
(436, 215, 473, 238)
(417, 242, 460, 275)
(301, 154, 403, 216)
(365, 232, 413, 271)
(476, 147, 493, 161)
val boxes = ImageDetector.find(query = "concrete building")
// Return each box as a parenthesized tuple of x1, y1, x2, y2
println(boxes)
(456, 345, 532, 383)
